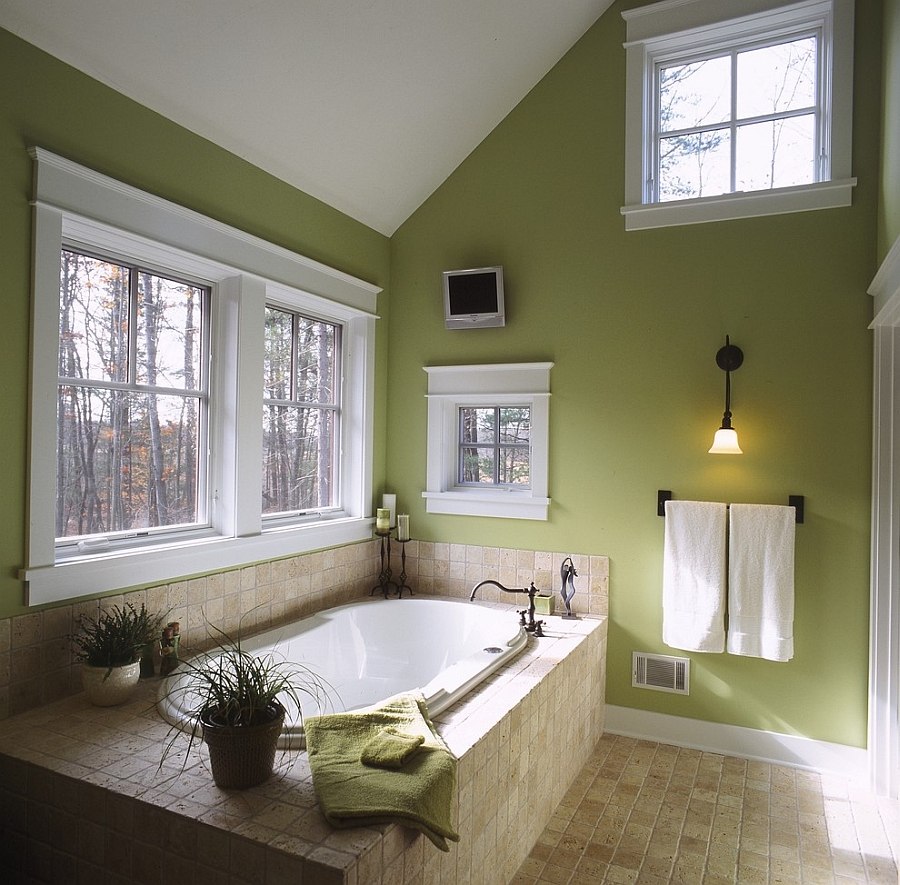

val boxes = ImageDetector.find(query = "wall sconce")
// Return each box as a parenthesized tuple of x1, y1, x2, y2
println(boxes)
(708, 335, 743, 454)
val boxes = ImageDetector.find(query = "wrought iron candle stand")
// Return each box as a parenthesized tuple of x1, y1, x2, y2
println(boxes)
(371, 530, 397, 597)
(396, 539, 413, 597)
(370, 530, 414, 598)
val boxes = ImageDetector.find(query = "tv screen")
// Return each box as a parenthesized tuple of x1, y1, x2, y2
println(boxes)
(443, 266, 505, 329)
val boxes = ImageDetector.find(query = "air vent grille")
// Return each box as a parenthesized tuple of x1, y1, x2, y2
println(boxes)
(632, 652, 690, 694)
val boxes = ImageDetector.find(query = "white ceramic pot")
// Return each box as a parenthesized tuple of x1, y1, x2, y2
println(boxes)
(81, 661, 141, 706)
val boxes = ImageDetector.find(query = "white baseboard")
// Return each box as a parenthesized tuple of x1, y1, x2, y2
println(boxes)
(604, 705, 868, 782)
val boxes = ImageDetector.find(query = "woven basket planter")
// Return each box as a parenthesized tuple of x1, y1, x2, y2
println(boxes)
(200, 703, 286, 789)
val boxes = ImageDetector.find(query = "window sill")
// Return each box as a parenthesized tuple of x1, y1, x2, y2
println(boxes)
(22, 517, 373, 606)
(621, 178, 857, 231)
(422, 490, 550, 521)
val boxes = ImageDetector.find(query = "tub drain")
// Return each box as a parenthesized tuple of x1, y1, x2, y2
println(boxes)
(483, 647, 503, 654)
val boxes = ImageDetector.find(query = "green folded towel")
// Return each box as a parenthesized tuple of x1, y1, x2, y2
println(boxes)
(304, 692, 460, 851)
(361, 727, 425, 768)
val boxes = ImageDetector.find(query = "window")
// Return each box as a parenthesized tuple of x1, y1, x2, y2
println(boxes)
(57, 249, 209, 547)
(621, 0, 856, 230)
(423, 363, 552, 520)
(25, 148, 379, 605)
(262, 307, 340, 518)
(458, 406, 531, 487)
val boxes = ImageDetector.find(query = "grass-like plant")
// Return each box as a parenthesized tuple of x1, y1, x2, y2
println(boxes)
(183, 625, 331, 727)
(73, 602, 165, 674)
(159, 619, 334, 770)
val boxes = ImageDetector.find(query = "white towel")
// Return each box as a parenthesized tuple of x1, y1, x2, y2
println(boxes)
(727, 504, 795, 662)
(662, 500, 727, 653)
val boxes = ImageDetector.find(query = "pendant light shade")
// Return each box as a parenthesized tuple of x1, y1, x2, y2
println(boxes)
(708, 336, 744, 455)
(709, 427, 743, 455)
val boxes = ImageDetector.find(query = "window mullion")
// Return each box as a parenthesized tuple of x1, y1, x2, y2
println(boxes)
(290, 312, 298, 401)
(493, 407, 501, 485)
(730, 50, 738, 195)
(128, 264, 139, 386)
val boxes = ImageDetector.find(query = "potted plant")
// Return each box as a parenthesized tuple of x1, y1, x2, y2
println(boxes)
(161, 625, 331, 789)
(73, 602, 165, 706)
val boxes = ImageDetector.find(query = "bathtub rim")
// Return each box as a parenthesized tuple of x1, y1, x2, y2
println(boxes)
(156, 594, 528, 747)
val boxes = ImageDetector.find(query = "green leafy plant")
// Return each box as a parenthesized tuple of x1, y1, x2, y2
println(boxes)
(73, 603, 165, 673)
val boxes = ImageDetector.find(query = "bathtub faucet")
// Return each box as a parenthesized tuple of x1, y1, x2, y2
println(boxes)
(469, 580, 545, 637)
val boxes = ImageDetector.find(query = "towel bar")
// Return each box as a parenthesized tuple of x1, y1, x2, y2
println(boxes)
(657, 490, 804, 524)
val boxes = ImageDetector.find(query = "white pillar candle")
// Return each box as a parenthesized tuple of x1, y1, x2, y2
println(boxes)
(397, 514, 410, 541)
(382, 493, 397, 528)
(376, 508, 390, 532)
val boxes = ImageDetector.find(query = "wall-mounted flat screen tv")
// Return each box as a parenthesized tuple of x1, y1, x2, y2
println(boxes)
(442, 266, 505, 330)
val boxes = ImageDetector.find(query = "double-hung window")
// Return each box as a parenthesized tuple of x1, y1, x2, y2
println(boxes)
(57, 249, 209, 548)
(621, 0, 855, 230)
(262, 306, 341, 520)
(25, 149, 379, 605)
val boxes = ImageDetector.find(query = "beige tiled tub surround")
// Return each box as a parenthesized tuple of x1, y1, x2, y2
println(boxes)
(0, 542, 609, 722)
(0, 609, 607, 884)
(1, 541, 381, 721)
(404, 545, 609, 618)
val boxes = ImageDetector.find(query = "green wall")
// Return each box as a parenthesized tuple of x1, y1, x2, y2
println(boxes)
(388, 0, 883, 747)
(0, 0, 889, 748)
(880, 0, 900, 258)
(0, 28, 391, 621)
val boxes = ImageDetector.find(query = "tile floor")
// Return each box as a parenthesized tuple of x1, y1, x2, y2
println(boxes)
(510, 734, 899, 885)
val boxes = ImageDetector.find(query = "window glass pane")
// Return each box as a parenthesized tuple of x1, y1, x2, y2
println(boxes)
(56, 388, 200, 537)
(264, 307, 293, 400)
(460, 446, 495, 484)
(499, 448, 530, 486)
(658, 129, 731, 201)
(296, 316, 337, 403)
(136, 271, 204, 390)
(658, 56, 731, 133)
(59, 250, 129, 383)
(460, 408, 496, 444)
(499, 407, 530, 444)
(262, 405, 335, 513)
(736, 115, 816, 190)
(737, 37, 817, 119)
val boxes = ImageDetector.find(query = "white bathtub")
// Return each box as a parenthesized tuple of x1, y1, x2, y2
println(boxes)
(157, 596, 528, 746)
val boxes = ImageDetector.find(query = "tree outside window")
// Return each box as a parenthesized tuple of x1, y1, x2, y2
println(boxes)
(656, 34, 819, 202)
(262, 306, 340, 514)
(57, 249, 206, 540)
(458, 406, 531, 487)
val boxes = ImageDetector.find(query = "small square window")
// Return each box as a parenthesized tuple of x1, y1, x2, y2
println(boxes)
(423, 363, 552, 520)
(655, 35, 819, 203)
(458, 406, 531, 487)
(621, 0, 856, 230)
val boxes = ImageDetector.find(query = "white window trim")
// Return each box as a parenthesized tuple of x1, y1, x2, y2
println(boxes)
(23, 148, 379, 606)
(620, 0, 856, 231)
(423, 363, 552, 520)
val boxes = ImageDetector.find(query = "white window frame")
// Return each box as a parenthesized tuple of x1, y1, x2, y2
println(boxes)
(23, 148, 379, 606)
(621, 0, 856, 231)
(423, 363, 552, 520)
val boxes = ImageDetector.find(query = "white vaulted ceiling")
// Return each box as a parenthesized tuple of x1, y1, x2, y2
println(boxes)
(1, 0, 613, 235)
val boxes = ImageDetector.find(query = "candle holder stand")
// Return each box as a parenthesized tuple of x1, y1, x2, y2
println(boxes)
(396, 539, 413, 597)
(371, 530, 399, 597)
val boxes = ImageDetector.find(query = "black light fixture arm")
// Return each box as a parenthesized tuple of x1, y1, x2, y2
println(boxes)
(715, 335, 743, 428)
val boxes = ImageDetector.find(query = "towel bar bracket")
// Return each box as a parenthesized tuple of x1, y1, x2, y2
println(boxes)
(657, 490, 804, 524)
(657, 490, 672, 517)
